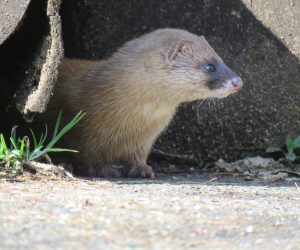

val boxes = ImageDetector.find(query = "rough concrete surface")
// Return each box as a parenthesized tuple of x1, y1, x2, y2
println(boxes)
(0, 0, 63, 126)
(15, 0, 63, 120)
(0, 0, 31, 45)
(241, 0, 300, 58)
(60, 0, 300, 162)
(0, 175, 299, 249)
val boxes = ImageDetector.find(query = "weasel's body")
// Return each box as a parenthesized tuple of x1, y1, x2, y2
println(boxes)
(45, 28, 243, 178)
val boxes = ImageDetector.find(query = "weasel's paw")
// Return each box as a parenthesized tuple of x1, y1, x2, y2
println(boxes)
(126, 164, 155, 179)
(88, 164, 123, 178)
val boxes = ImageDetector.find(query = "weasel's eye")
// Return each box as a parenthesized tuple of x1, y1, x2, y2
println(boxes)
(204, 64, 216, 73)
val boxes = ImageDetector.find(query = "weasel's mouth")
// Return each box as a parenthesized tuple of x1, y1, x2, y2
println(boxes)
(208, 77, 243, 91)
(223, 77, 243, 91)
(207, 77, 243, 99)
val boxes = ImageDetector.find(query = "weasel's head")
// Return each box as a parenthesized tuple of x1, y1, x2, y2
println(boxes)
(158, 30, 243, 102)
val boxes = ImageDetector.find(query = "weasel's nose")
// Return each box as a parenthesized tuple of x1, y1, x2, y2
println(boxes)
(231, 77, 243, 90)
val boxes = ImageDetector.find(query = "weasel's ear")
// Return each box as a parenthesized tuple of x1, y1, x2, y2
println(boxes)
(167, 39, 192, 63)
(200, 35, 206, 40)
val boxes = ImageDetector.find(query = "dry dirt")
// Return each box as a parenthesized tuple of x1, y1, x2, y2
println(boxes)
(0, 173, 300, 250)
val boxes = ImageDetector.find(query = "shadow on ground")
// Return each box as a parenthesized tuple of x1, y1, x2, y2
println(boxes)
(82, 172, 300, 188)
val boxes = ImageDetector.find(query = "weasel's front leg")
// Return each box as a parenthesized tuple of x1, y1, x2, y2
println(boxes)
(126, 162, 155, 179)
(124, 143, 155, 179)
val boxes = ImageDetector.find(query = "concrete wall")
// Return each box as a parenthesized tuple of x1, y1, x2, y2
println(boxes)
(0, 0, 63, 129)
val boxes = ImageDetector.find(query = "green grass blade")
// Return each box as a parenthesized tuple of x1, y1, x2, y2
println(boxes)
(46, 148, 78, 153)
(286, 151, 296, 161)
(29, 147, 77, 160)
(30, 145, 44, 154)
(266, 147, 283, 153)
(0, 134, 7, 154)
(10, 126, 18, 148)
(0, 134, 6, 157)
(286, 137, 295, 152)
(52, 111, 62, 138)
(293, 135, 300, 148)
(10, 138, 18, 150)
(19, 139, 25, 158)
(37, 132, 44, 147)
(29, 111, 84, 161)
(30, 129, 38, 149)
(29, 151, 43, 161)
(45, 111, 85, 151)
(24, 136, 30, 160)
(38, 125, 48, 147)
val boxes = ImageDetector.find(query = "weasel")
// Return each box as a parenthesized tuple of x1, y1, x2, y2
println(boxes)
(44, 28, 243, 178)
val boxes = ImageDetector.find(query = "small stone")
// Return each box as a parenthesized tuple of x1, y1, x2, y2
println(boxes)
(245, 225, 254, 233)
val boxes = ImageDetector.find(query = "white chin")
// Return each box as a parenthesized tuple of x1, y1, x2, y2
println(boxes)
(214, 89, 236, 98)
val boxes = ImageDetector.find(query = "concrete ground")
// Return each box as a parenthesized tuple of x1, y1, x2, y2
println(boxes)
(0, 173, 300, 250)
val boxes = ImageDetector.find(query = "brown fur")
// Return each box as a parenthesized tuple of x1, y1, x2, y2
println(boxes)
(43, 28, 243, 178)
